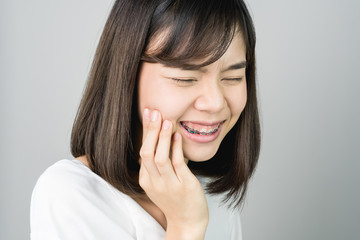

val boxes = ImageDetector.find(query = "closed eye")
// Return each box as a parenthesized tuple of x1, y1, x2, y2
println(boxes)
(171, 78, 197, 83)
(223, 77, 243, 81)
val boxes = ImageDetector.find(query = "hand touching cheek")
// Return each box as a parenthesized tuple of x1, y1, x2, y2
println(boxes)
(139, 108, 209, 239)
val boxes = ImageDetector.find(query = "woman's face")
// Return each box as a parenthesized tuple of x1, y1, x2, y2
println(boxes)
(137, 35, 247, 162)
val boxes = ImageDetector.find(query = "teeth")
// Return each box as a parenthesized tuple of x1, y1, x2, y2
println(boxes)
(181, 122, 221, 135)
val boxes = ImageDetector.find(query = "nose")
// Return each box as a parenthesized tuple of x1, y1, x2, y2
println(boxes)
(193, 81, 225, 113)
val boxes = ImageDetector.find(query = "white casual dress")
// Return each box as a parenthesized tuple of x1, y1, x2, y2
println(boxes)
(30, 159, 242, 239)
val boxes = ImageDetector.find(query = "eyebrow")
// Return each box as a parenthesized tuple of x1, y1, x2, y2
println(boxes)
(221, 61, 247, 73)
(178, 61, 247, 72)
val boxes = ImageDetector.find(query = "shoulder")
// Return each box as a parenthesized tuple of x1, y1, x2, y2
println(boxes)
(32, 159, 97, 194)
(31, 159, 99, 206)
(30, 159, 136, 239)
(31, 159, 129, 210)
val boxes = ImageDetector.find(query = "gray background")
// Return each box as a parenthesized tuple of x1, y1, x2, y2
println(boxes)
(0, 0, 359, 239)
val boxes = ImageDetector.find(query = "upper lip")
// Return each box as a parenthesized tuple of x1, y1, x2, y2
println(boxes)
(180, 120, 225, 126)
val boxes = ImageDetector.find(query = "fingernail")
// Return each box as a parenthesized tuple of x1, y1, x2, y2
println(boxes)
(144, 108, 150, 120)
(162, 120, 171, 130)
(151, 111, 158, 122)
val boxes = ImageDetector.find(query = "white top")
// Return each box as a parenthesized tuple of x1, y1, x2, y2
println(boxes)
(30, 159, 242, 240)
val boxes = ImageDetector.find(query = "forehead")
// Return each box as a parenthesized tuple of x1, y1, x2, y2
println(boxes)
(174, 34, 246, 72)
(219, 34, 246, 63)
(143, 30, 247, 71)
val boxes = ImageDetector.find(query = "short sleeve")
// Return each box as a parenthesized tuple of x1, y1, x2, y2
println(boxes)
(30, 160, 136, 240)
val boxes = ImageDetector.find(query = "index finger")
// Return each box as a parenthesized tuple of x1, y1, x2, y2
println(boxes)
(142, 108, 151, 143)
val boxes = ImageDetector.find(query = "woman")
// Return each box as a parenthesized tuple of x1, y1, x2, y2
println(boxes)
(30, 0, 260, 239)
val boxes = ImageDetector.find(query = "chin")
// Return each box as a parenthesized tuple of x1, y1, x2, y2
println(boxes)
(183, 147, 218, 162)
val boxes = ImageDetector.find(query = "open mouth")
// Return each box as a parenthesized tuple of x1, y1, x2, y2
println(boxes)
(180, 121, 222, 135)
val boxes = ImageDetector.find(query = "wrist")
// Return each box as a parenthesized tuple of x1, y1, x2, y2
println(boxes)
(165, 220, 208, 240)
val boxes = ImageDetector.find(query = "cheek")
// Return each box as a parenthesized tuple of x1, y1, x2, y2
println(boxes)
(228, 85, 247, 121)
(138, 82, 191, 122)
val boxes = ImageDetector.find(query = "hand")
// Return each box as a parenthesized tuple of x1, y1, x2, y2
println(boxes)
(139, 109, 209, 239)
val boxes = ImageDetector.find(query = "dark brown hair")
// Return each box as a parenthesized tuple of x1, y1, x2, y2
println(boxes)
(71, 0, 260, 208)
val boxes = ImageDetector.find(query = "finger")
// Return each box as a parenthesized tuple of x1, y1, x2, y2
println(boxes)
(138, 161, 151, 190)
(139, 110, 162, 178)
(142, 108, 151, 143)
(171, 132, 193, 183)
(154, 120, 177, 180)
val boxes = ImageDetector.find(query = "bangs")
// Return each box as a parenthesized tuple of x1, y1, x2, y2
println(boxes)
(141, 0, 244, 69)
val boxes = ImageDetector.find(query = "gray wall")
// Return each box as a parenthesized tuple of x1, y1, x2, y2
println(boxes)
(241, 1, 360, 239)
(0, 0, 359, 239)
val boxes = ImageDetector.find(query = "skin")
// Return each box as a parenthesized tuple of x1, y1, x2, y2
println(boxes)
(135, 34, 248, 239)
(137, 34, 247, 162)
(79, 34, 247, 239)
(139, 114, 209, 239)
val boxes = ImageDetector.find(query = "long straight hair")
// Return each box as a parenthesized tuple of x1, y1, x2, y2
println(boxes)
(71, 0, 260, 208)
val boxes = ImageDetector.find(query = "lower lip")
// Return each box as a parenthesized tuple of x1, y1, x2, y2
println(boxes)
(179, 122, 223, 143)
